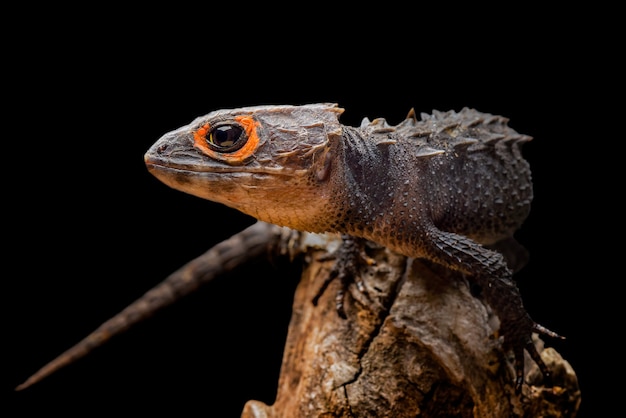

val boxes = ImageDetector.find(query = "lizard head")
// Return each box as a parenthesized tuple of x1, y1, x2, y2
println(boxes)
(144, 103, 345, 231)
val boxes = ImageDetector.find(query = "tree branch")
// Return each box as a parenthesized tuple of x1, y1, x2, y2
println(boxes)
(243, 231, 581, 417)
(16, 222, 581, 417)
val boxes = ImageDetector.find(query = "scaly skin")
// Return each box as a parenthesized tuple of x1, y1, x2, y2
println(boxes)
(143, 103, 563, 392)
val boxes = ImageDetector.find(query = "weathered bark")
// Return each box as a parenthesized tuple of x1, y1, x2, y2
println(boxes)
(243, 232, 581, 418)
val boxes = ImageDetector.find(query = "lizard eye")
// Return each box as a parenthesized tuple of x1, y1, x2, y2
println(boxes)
(205, 124, 247, 152)
(192, 116, 260, 164)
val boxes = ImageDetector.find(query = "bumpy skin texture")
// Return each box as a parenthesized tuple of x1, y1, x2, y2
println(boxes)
(145, 103, 560, 391)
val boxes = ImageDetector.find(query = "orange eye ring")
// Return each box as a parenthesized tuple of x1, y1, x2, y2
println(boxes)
(193, 116, 260, 164)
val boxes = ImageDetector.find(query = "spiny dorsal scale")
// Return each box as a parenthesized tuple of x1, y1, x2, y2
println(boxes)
(437, 121, 462, 134)
(501, 135, 520, 144)
(431, 109, 445, 119)
(371, 127, 396, 134)
(503, 135, 533, 154)
(360, 106, 530, 162)
(483, 133, 508, 145)
(502, 134, 532, 146)
(484, 115, 509, 125)
(451, 137, 479, 151)
(415, 146, 446, 157)
(368, 117, 396, 134)
(375, 137, 398, 146)
(407, 130, 432, 139)
(405, 108, 418, 124)
(396, 112, 418, 129)
(369, 117, 390, 127)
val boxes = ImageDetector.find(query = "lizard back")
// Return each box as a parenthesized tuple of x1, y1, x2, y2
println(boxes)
(335, 107, 533, 262)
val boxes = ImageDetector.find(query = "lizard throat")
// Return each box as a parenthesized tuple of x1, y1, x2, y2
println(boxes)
(145, 161, 336, 233)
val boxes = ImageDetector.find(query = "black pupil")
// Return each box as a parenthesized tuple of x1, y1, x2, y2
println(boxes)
(210, 125, 243, 148)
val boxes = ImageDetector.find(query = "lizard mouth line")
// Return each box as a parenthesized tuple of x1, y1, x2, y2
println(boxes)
(145, 161, 246, 175)
(145, 158, 307, 176)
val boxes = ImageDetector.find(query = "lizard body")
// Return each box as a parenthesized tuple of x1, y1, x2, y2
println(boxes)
(144, 103, 561, 391)
(146, 103, 530, 278)
(16, 103, 561, 394)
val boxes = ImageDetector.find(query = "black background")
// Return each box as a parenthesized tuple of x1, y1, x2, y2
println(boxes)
(5, 6, 615, 417)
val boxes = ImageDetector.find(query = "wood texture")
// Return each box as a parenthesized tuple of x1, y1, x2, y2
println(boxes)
(243, 233, 581, 417)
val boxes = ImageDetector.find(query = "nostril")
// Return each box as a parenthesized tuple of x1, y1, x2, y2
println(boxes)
(157, 144, 168, 154)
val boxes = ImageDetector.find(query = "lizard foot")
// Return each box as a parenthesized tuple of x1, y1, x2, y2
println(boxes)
(312, 234, 375, 318)
(482, 278, 565, 393)
(505, 315, 565, 393)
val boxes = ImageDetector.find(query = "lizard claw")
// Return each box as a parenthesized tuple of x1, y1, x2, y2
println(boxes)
(501, 312, 565, 393)
(312, 235, 375, 318)
(477, 276, 565, 393)
(521, 322, 565, 391)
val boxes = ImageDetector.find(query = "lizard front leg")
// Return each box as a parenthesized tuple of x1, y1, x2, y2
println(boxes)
(311, 234, 376, 318)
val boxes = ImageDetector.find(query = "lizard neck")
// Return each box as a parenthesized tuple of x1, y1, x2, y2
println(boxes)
(327, 127, 428, 252)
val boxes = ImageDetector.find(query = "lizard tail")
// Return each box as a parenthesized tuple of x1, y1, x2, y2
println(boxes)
(15, 221, 283, 391)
